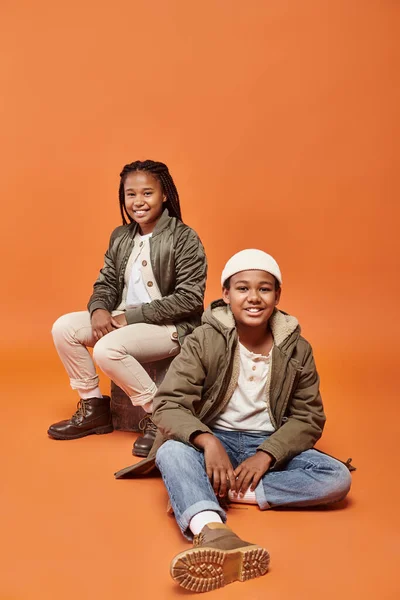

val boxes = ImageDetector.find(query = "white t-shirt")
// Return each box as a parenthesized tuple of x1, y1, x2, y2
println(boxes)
(211, 342, 275, 433)
(126, 233, 153, 308)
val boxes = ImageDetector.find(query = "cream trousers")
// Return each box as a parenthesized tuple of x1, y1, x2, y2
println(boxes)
(52, 311, 180, 406)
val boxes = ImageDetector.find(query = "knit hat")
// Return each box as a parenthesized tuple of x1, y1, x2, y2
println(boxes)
(221, 249, 282, 286)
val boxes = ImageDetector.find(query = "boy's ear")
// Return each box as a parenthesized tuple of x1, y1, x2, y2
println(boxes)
(275, 288, 281, 306)
(222, 287, 230, 304)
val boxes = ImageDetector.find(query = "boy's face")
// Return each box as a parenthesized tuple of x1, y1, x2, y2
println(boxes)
(222, 270, 281, 329)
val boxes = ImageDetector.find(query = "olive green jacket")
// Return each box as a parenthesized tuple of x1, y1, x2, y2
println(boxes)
(115, 300, 326, 479)
(87, 210, 207, 344)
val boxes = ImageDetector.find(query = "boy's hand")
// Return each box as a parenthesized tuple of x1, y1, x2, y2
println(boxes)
(233, 451, 273, 497)
(192, 433, 236, 498)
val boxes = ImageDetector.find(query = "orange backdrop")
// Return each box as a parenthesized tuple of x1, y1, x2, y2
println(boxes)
(1, 1, 399, 599)
(1, 0, 398, 355)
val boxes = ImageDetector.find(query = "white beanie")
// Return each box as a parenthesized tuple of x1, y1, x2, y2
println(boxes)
(221, 249, 282, 286)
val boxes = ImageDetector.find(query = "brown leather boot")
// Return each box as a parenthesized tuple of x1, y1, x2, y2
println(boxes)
(47, 396, 113, 440)
(132, 414, 157, 457)
(170, 522, 270, 592)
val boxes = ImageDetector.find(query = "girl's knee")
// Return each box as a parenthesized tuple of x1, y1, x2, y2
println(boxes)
(52, 312, 90, 345)
(92, 338, 111, 367)
(93, 334, 135, 368)
(51, 314, 72, 342)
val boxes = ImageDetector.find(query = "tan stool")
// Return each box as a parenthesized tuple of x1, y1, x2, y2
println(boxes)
(110, 356, 174, 432)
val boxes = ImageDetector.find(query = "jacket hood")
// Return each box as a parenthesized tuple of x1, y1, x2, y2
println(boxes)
(202, 299, 300, 348)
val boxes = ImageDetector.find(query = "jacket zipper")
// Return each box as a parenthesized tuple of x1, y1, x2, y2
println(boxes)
(116, 237, 135, 305)
(278, 367, 302, 426)
(265, 353, 277, 429)
(204, 340, 238, 424)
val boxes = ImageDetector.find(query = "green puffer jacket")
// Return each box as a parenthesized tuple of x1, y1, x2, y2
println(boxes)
(87, 210, 207, 344)
(115, 300, 326, 479)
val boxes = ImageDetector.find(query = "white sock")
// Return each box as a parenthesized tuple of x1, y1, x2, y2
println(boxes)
(189, 511, 223, 536)
(142, 400, 153, 413)
(228, 489, 258, 504)
(78, 387, 103, 400)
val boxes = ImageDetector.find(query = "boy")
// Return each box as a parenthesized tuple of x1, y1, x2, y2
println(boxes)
(115, 249, 352, 593)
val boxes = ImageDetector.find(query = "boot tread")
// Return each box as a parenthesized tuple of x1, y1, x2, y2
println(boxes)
(171, 544, 270, 592)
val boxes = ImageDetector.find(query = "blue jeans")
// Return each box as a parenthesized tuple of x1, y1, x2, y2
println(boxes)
(155, 429, 352, 539)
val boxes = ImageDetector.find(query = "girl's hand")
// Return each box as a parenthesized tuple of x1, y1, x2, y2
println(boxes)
(233, 451, 273, 497)
(193, 433, 236, 498)
(110, 313, 127, 328)
(91, 309, 114, 340)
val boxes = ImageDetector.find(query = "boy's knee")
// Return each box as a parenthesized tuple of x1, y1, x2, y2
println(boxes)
(319, 458, 352, 502)
(156, 440, 190, 469)
(333, 462, 352, 498)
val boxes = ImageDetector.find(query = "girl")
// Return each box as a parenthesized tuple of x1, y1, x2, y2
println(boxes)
(48, 160, 207, 457)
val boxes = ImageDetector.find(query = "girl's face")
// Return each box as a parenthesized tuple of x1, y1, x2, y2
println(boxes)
(124, 171, 166, 234)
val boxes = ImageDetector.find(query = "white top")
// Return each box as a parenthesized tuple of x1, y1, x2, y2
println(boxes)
(126, 233, 153, 308)
(212, 343, 275, 433)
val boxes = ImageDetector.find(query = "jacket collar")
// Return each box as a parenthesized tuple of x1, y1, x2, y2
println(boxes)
(202, 299, 300, 349)
(127, 208, 172, 238)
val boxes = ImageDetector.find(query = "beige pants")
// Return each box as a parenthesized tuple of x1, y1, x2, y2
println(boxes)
(51, 311, 180, 406)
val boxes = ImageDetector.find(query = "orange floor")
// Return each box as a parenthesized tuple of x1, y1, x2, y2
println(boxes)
(1, 348, 398, 600)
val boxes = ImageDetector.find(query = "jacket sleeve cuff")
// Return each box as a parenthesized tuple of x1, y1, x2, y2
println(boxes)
(257, 439, 287, 470)
(125, 306, 145, 324)
(88, 301, 109, 317)
(179, 423, 213, 448)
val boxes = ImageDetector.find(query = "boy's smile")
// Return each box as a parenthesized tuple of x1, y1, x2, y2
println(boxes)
(124, 171, 166, 234)
(222, 270, 281, 329)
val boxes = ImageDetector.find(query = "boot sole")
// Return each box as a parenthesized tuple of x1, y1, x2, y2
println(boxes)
(47, 425, 114, 440)
(132, 446, 151, 458)
(170, 544, 270, 592)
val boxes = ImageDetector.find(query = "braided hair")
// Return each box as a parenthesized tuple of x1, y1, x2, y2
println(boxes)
(119, 160, 182, 225)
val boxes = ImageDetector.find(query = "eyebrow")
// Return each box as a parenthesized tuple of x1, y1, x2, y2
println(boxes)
(234, 280, 274, 285)
(125, 187, 154, 192)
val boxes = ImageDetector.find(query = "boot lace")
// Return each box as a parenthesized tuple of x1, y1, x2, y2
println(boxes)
(193, 533, 205, 547)
(71, 399, 88, 423)
(138, 414, 157, 434)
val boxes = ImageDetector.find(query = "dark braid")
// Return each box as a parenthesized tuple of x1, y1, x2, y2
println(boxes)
(118, 160, 182, 225)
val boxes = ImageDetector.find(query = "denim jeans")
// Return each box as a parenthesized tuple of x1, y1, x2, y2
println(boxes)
(155, 429, 352, 539)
